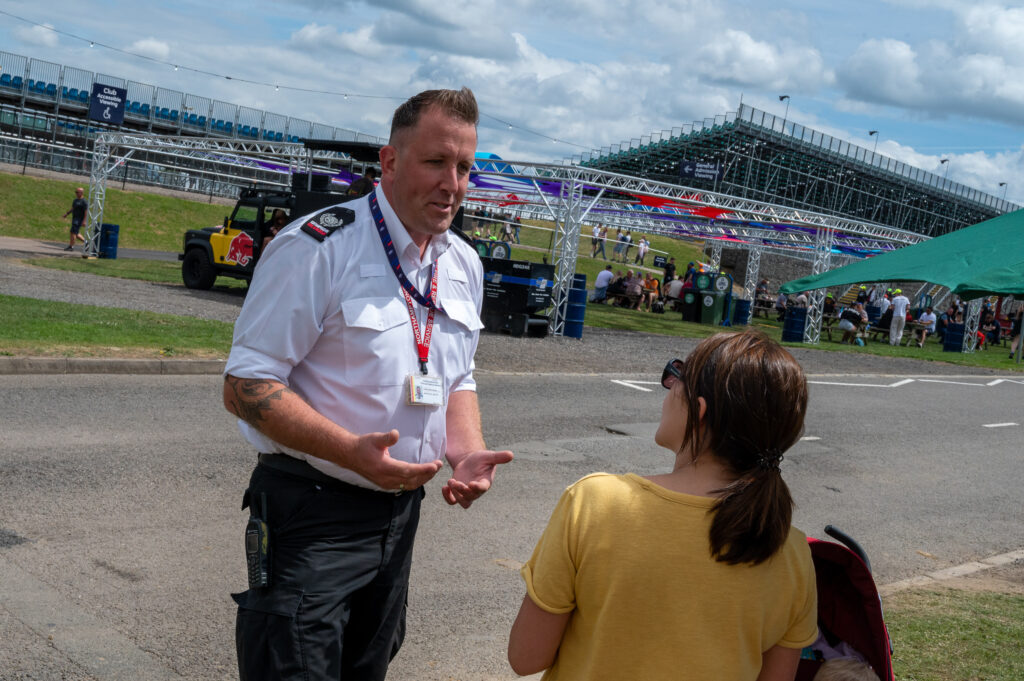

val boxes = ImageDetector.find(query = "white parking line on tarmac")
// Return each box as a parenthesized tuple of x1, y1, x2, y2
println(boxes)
(610, 379, 654, 392)
(801, 436, 821, 441)
(916, 378, 989, 386)
(982, 422, 1019, 428)
(807, 379, 909, 388)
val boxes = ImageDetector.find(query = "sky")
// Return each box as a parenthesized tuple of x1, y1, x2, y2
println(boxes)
(2, 0, 1024, 205)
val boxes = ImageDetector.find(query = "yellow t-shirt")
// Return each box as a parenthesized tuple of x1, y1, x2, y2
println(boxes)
(521, 473, 818, 681)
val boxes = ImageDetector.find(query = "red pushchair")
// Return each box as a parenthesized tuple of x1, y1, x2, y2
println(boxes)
(796, 526, 895, 681)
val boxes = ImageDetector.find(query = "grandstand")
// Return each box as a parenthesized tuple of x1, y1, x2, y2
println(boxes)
(570, 104, 1017, 237)
(0, 50, 384, 148)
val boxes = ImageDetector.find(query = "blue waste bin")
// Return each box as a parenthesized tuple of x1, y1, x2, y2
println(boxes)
(943, 322, 965, 352)
(563, 273, 587, 339)
(732, 299, 751, 326)
(781, 306, 808, 342)
(99, 223, 119, 259)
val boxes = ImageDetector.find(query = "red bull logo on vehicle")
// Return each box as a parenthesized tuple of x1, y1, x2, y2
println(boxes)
(225, 232, 253, 266)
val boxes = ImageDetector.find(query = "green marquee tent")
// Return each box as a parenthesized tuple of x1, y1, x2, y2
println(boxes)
(780, 209, 1024, 300)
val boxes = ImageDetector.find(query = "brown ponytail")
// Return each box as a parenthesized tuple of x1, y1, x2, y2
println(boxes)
(676, 331, 808, 565)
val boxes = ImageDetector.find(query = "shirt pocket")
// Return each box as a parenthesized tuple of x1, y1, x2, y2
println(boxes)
(340, 297, 411, 386)
(436, 296, 483, 385)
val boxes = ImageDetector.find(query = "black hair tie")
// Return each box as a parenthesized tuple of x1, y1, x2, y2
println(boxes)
(756, 449, 783, 474)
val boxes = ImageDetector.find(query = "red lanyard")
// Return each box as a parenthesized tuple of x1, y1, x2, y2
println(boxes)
(402, 264, 440, 374)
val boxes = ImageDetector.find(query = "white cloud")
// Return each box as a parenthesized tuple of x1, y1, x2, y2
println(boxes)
(14, 24, 58, 48)
(127, 38, 171, 61)
(693, 30, 833, 90)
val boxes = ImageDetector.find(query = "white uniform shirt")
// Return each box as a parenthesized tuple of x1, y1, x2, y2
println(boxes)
(595, 269, 614, 288)
(891, 295, 910, 319)
(225, 189, 484, 490)
(879, 297, 891, 315)
(919, 311, 937, 332)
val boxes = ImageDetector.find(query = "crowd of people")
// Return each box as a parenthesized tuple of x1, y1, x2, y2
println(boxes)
(591, 257, 707, 313)
(768, 282, 1023, 354)
(465, 206, 522, 243)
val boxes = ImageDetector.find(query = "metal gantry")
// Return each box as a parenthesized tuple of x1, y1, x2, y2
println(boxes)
(803, 226, 835, 344)
(963, 299, 982, 353)
(741, 245, 764, 324)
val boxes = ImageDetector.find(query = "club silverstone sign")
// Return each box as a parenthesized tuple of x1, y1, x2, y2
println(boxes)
(679, 160, 723, 182)
(88, 83, 127, 125)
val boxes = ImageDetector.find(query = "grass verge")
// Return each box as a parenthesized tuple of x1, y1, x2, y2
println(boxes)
(0, 294, 233, 359)
(886, 587, 1024, 680)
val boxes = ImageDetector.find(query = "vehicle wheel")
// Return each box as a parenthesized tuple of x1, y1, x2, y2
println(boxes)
(182, 249, 216, 290)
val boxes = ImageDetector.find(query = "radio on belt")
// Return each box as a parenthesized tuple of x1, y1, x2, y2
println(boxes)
(245, 492, 271, 589)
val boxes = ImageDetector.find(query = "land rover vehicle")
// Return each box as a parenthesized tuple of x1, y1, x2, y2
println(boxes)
(179, 140, 381, 289)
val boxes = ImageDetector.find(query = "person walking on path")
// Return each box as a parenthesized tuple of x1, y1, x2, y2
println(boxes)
(223, 87, 514, 681)
(62, 187, 88, 251)
(889, 288, 910, 345)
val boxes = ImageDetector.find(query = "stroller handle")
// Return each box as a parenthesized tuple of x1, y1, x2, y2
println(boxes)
(824, 525, 872, 573)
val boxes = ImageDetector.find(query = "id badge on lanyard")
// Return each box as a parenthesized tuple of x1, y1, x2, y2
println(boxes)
(369, 191, 446, 407)
(402, 269, 445, 407)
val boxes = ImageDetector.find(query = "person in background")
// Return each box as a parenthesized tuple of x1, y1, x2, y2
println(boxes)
(663, 256, 676, 283)
(508, 332, 818, 680)
(838, 302, 868, 345)
(795, 291, 809, 308)
(641, 272, 660, 311)
(878, 290, 891, 316)
(1009, 306, 1023, 359)
(823, 293, 836, 316)
(261, 209, 289, 251)
(346, 166, 378, 197)
(682, 261, 697, 289)
(590, 223, 601, 257)
(62, 187, 88, 251)
(888, 288, 910, 345)
(855, 285, 868, 305)
(914, 306, 937, 347)
(595, 225, 607, 258)
(591, 264, 614, 303)
(775, 290, 789, 321)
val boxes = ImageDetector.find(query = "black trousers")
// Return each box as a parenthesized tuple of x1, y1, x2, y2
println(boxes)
(233, 463, 423, 681)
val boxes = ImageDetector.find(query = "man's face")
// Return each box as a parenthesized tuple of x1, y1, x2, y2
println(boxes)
(379, 106, 477, 246)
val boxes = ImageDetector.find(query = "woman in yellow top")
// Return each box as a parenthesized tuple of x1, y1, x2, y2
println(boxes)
(508, 331, 818, 681)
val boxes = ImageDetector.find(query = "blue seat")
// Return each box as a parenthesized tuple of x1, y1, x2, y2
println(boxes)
(224, 121, 233, 133)
(274, 132, 283, 142)
(240, 124, 251, 136)
(250, 127, 259, 138)
(12, 76, 23, 90)
(45, 83, 57, 97)
(68, 87, 79, 99)
(197, 115, 206, 127)
(78, 90, 88, 102)
(1, 74, 12, 88)
(140, 103, 150, 117)
(169, 109, 179, 121)
(186, 113, 198, 125)
(214, 119, 225, 132)
(26, 79, 36, 91)
(129, 101, 142, 114)
(158, 107, 169, 119)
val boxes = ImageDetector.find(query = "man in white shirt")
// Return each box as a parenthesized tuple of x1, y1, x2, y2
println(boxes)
(592, 264, 614, 302)
(889, 288, 911, 345)
(914, 306, 937, 347)
(223, 88, 513, 681)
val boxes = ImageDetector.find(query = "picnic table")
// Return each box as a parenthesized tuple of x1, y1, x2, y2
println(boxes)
(752, 299, 775, 318)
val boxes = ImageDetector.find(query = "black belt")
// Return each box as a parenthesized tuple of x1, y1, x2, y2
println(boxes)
(257, 453, 407, 496)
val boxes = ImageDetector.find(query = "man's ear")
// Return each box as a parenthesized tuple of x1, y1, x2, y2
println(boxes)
(378, 145, 397, 180)
(697, 396, 707, 422)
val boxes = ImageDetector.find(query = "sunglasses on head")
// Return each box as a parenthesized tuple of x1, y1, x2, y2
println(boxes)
(661, 359, 683, 389)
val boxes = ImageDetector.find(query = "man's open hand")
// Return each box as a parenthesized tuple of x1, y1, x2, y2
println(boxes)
(350, 430, 443, 491)
(442, 449, 514, 509)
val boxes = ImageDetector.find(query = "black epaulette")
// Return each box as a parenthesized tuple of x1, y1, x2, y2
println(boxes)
(301, 206, 355, 242)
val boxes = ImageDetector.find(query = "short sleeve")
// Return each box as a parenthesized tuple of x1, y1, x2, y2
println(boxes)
(224, 234, 336, 383)
(520, 487, 579, 615)
(778, 540, 819, 649)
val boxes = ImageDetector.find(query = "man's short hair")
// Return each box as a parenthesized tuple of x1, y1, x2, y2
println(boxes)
(365, 167, 378, 178)
(389, 88, 478, 143)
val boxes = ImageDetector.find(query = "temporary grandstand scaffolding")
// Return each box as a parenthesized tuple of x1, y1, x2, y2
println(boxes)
(572, 104, 1017, 237)
(81, 133, 929, 339)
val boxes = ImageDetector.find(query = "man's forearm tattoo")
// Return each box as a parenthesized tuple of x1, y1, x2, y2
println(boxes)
(225, 377, 293, 427)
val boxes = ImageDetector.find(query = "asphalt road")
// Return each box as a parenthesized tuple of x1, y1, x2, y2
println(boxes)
(1, 370, 1022, 680)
